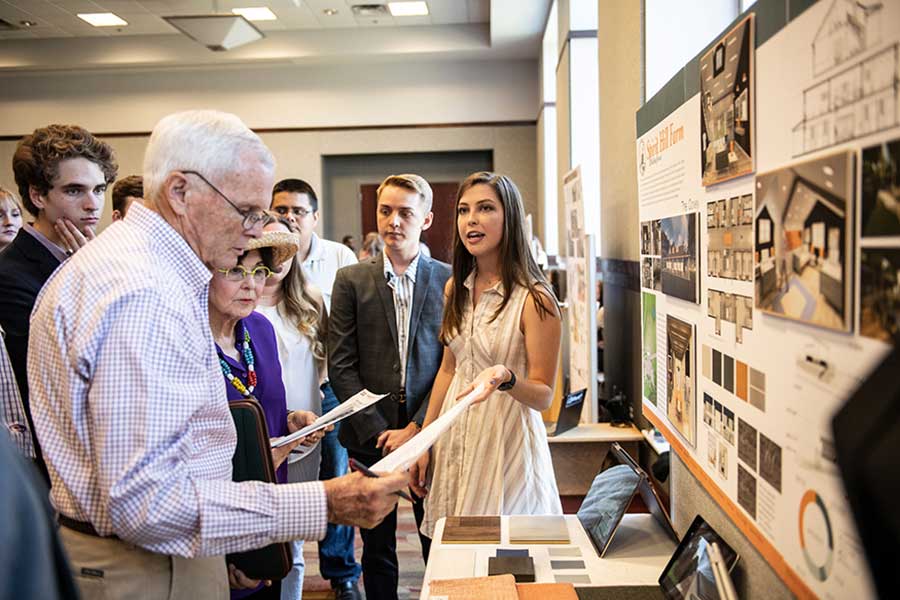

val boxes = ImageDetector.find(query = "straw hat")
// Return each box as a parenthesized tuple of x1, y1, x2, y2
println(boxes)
(247, 230, 300, 267)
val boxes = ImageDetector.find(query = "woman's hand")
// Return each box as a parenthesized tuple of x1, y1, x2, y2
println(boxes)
(227, 563, 269, 590)
(287, 410, 332, 446)
(271, 437, 301, 470)
(408, 449, 430, 498)
(455, 364, 511, 404)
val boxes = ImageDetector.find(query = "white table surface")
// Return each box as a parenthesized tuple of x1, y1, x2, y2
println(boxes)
(546, 423, 644, 444)
(421, 514, 677, 598)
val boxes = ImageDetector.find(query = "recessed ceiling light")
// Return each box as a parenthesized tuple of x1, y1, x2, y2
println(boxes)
(388, 1, 429, 17)
(232, 7, 277, 21)
(19, 20, 37, 28)
(78, 12, 128, 27)
(323, 8, 338, 16)
(822, 165, 834, 176)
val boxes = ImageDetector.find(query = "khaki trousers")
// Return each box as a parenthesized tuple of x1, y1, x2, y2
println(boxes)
(59, 526, 228, 600)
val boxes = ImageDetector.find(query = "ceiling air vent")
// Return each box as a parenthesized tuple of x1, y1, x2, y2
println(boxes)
(351, 4, 391, 18)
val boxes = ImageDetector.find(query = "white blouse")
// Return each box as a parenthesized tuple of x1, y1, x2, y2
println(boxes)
(256, 303, 322, 474)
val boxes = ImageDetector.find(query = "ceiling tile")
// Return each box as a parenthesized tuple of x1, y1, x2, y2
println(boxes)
(429, 0, 467, 25)
(94, 0, 149, 12)
(389, 14, 430, 26)
(49, 0, 107, 12)
(353, 14, 394, 27)
(0, 2, 35, 21)
(306, 0, 356, 28)
(29, 26, 75, 38)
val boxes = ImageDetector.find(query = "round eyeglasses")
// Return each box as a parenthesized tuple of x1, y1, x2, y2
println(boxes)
(216, 265, 274, 283)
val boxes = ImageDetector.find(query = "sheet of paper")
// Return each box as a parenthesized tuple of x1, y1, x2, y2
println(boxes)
(288, 439, 319, 461)
(271, 389, 388, 448)
(369, 384, 484, 473)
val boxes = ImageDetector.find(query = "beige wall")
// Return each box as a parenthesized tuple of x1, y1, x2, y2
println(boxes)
(0, 59, 538, 137)
(597, 0, 642, 261)
(0, 123, 537, 237)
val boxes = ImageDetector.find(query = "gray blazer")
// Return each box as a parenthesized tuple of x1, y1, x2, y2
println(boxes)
(328, 252, 451, 455)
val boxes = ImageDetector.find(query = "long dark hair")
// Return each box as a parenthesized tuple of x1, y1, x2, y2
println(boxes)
(440, 171, 558, 343)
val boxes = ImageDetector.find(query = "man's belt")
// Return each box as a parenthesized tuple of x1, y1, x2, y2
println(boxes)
(58, 514, 119, 539)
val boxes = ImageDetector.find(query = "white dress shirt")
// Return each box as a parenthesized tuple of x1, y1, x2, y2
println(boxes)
(301, 233, 357, 313)
(28, 203, 327, 558)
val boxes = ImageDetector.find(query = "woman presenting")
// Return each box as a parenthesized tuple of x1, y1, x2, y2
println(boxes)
(413, 171, 562, 538)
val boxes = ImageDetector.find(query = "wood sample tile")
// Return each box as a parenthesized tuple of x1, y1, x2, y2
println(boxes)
(430, 574, 519, 599)
(508, 515, 570, 544)
(442, 515, 502, 544)
(515, 582, 579, 600)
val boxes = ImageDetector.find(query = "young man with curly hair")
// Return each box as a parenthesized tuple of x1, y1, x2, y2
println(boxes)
(0, 124, 117, 481)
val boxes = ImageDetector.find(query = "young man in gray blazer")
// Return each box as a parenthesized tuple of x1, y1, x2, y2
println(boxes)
(329, 174, 451, 600)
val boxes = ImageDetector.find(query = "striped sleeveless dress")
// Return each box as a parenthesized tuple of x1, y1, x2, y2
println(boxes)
(421, 273, 562, 538)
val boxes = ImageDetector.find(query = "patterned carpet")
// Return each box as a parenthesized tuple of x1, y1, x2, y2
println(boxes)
(302, 499, 427, 599)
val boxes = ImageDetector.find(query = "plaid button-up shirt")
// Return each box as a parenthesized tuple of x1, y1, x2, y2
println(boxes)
(28, 203, 326, 557)
(383, 250, 420, 387)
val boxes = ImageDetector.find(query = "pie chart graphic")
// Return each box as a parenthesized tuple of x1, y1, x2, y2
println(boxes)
(798, 490, 834, 581)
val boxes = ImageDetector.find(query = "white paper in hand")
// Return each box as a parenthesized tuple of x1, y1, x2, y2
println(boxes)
(272, 389, 388, 448)
(370, 383, 485, 473)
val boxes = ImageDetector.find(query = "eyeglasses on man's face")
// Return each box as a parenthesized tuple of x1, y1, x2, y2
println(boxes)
(216, 265, 274, 283)
(272, 205, 313, 219)
(181, 170, 271, 230)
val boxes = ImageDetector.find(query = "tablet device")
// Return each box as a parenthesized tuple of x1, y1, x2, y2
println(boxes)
(577, 464, 641, 557)
(550, 388, 586, 436)
(658, 515, 739, 600)
(610, 442, 679, 543)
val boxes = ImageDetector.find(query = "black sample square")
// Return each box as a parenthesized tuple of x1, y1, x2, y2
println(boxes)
(724, 354, 734, 393)
(488, 556, 535, 583)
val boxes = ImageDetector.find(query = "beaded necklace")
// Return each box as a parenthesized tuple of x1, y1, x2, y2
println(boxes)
(218, 325, 258, 397)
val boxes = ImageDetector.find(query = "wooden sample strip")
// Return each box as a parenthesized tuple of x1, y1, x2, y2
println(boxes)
(508, 515, 570, 544)
(430, 574, 518, 599)
(442, 515, 502, 544)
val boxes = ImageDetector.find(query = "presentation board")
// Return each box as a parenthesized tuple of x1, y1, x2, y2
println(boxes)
(563, 166, 598, 421)
(637, 2, 900, 598)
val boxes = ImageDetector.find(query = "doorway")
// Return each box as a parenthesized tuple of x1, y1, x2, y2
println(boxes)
(322, 150, 493, 262)
(359, 181, 459, 263)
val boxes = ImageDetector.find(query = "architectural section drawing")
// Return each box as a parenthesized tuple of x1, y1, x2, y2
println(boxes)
(812, 0, 883, 76)
(793, 43, 899, 157)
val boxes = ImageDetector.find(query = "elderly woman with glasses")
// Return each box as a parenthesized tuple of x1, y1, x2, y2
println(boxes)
(208, 233, 325, 599)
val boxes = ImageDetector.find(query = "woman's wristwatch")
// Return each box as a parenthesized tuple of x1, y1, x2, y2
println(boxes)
(498, 369, 517, 391)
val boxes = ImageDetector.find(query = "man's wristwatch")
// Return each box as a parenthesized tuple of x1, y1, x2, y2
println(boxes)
(498, 369, 516, 391)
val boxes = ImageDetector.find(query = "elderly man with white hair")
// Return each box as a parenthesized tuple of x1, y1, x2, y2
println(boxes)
(27, 110, 407, 600)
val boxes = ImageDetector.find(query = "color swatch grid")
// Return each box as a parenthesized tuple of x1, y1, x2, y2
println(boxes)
(702, 344, 766, 412)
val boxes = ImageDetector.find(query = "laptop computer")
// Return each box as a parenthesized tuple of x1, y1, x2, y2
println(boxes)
(548, 388, 586, 437)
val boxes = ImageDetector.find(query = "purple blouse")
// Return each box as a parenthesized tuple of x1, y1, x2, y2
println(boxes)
(216, 310, 290, 484)
(217, 311, 290, 599)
